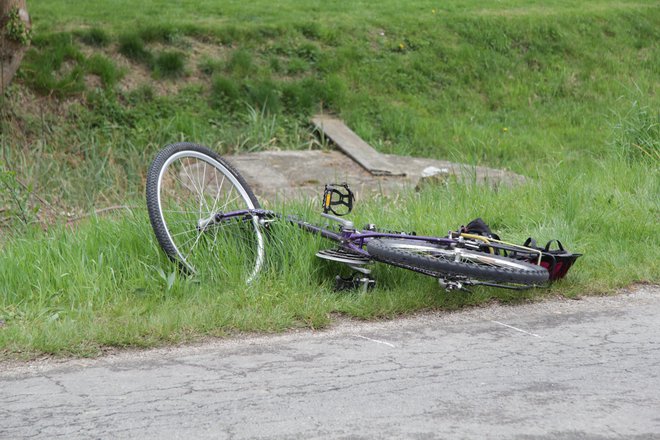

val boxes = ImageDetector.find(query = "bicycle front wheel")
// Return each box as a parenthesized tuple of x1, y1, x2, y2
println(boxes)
(146, 143, 265, 283)
(367, 238, 549, 285)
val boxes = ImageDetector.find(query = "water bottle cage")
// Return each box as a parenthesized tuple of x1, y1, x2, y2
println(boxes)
(322, 183, 355, 217)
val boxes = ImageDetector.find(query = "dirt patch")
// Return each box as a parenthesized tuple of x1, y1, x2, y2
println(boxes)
(76, 36, 233, 96)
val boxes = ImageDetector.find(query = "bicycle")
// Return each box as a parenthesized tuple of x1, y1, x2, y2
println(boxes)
(146, 142, 555, 291)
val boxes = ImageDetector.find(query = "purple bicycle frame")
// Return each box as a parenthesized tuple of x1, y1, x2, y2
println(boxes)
(290, 216, 454, 255)
(218, 208, 455, 257)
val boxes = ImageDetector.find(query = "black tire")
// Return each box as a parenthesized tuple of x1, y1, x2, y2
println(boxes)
(146, 142, 265, 282)
(367, 238, 549, 285)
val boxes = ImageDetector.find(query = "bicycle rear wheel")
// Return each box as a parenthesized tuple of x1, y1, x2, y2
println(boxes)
(146, 143, 265, 283)
(367, 238, 549, 285)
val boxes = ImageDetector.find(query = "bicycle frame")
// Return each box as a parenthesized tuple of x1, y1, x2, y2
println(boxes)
(288, 214, 454, 256)
(214, 208, 476, 258)
(213, 208, 543, 260)
(193, 207, 546, 291)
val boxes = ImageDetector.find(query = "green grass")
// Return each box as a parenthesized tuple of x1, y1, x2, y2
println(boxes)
(1, 160, 657, 357)
(19, 33, 86, 97)
(118, 33, 153, 65)
(77, 27, 111, 47)
(152, 51, 186, 78)
(0, 0, 658, 358)
(85, 54, 123, 87)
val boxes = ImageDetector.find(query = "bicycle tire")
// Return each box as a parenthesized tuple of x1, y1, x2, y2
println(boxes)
(146, 142, 265, 283)
(367, 238, 549, 285)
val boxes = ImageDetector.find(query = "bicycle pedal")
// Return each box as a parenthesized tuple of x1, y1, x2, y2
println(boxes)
(438, 277, 470, 292)
(334, 274, 376, 292)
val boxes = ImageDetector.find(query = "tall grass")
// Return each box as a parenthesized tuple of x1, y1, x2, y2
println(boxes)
(0, 0, 658, 357)
(152, 51, 186, 78)
(610, 101, 660, 163)
(1, 155, 657, 357)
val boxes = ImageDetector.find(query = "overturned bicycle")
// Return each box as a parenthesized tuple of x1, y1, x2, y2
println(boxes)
(146, 143, 581, 292)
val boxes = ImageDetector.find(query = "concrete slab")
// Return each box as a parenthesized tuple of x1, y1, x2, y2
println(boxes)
(228, 149, 525, 203)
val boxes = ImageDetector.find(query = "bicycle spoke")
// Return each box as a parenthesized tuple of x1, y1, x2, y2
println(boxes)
(179, 158, 202, 201)
(210, 173, 225, 216)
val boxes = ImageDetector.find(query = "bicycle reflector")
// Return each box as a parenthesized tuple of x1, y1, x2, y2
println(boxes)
(322, 183, 355, 216)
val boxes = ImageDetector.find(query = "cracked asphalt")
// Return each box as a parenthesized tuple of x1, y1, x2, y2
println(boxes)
(1, 285, 659, 439)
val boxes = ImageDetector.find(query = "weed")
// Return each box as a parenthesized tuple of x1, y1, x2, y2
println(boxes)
(611, 101, 660, 164)
(156, 267, 178, 292)
(153, 51, 186, 78)
(240, 103, 279, 151)
(296, 42, 320, 63)
(281, 81, 315, 115)
(245, 79, 281, 114)
(85, 54, 122, 87)
(216, 25, 241, 45)
(315, 74, 346, 111)
(0, 163, 37, 228)
(20, 33, 86, 96)
(286, 57, 308, 75)
(198, 56, 223, 76)
(210, 75, 241, 111)
(319, 27, 341, 46)
(296, 22, 322, 40)
(118, 33, 153, 65)
(78, 27, 110, 47)
(127, 84, 156, 104)
(227, 49, 255, 76)
(85, 90, 134, 127)
(139, 24, 180, 44)
(269, 57, 282, 73)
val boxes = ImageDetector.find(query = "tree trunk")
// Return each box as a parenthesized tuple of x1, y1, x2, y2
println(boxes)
(1, 0, 31, 94)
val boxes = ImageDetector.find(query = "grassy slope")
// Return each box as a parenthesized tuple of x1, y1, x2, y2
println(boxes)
(0, 0, 658, 357)
(30, 1, 658, 30)
(4, 1, 659, 201)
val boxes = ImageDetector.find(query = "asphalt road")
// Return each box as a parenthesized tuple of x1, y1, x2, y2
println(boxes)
(2, 285, 659, 439)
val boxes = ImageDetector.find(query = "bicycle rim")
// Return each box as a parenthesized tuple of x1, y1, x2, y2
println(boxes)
(154, 150, 264, 283)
